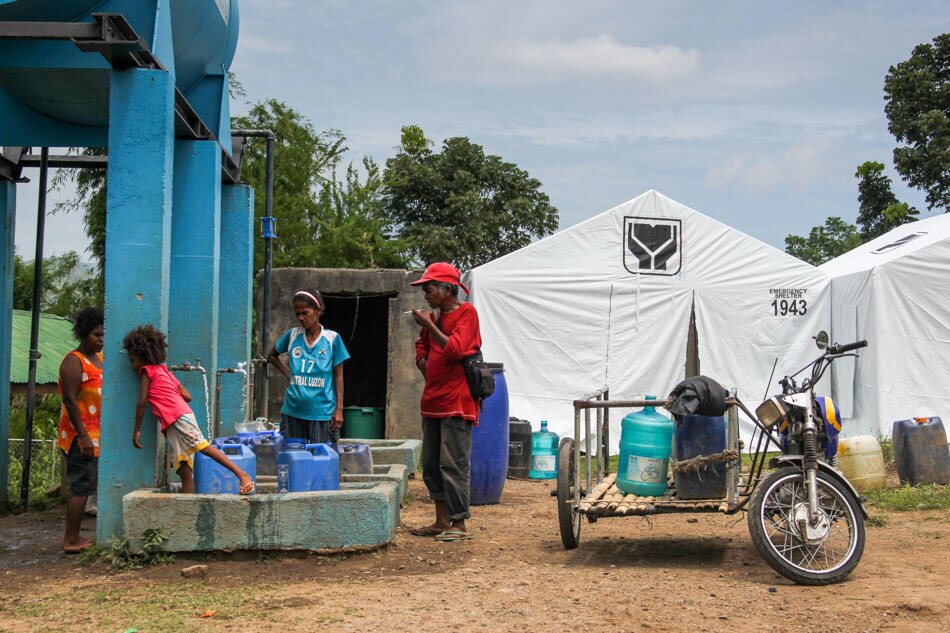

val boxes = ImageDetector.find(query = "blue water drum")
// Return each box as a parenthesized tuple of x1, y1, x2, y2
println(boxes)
(673, 415, 727, 499)
(893, 416, 950, 485)
(338, 443, 374, 475)
(194, 443, 256, 494)
(470, 363, 510, 505)
(617, 396, 674, 496)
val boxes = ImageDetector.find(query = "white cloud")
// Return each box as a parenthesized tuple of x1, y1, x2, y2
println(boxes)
(704, 140, 835, 193)
(492, 35, 699, 81)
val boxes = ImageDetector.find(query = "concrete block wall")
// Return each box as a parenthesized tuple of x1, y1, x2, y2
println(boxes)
(259, 268, 426, 440)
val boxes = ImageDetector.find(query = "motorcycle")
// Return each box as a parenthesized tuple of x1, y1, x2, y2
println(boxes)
(559, 331, 869, 586)
(748, 331, 868, 585)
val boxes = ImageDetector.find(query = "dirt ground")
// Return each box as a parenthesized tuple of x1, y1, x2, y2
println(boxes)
(0, 477, 948, 633)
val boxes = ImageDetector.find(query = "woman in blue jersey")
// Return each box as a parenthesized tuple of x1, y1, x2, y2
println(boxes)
(267, 289, 350, 444)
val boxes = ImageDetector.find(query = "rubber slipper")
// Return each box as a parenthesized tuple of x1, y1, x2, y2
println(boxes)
(434, 530, 475, 542)
(239, 481, 255, 495)
(407, 525, 445, 537)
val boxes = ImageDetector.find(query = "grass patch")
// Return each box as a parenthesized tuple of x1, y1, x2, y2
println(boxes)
(8, 581, 271, 630)
(865, 513, 889, 528)
(78, 528, 175, 570)
(865, 484, 950, 512)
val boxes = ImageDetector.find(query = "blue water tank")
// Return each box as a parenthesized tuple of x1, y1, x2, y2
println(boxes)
(0, 0, 239, 126)
(194, 442, 256, 494)
(893, 417, 950, 485)
(673, 415, 727, 499)
(617, 396, 673, 496)
(470, 364, 509, 505)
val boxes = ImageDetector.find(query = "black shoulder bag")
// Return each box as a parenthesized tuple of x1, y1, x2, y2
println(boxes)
(435, 317, 495, 402)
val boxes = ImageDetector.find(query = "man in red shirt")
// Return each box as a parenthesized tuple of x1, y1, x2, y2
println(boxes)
(408, 262, 481, 542)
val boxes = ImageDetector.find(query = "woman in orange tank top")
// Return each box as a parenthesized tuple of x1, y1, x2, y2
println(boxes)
(58, 307, 104, 553)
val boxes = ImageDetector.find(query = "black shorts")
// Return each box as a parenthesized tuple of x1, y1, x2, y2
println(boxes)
(63, 438, 98, 497)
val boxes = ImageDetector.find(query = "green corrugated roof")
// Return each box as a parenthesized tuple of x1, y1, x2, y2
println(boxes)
(10, 310, 78, 385)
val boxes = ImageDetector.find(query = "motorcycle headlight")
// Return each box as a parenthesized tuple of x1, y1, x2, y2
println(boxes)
(756, 397, 787, 429)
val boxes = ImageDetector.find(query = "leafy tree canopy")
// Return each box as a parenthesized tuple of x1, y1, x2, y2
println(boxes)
(855, 160, 918, 240)
(232, 99, 406, 270)
(13, 249, 100, 317)
(884, 33, 950, 212)
(383, 125, 559, 269)
(785, 217, 864, 266)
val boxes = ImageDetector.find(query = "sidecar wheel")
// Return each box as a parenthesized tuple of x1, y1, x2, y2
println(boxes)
(748, 468, 865, 585)
(557, 438, 581, 549)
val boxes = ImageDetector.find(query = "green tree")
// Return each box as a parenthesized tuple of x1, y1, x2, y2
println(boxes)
(855, 160, 918, 240)
(884, 33, 950, 212)
(310, 157, 409, 268)
(13, 249, 99, 317)
(234, 100, 405, 270)
(785, 217, 864, 266)
(51, 147, 106, 301)
(383, 125, 559, 269)
(233, 99, 347, 271)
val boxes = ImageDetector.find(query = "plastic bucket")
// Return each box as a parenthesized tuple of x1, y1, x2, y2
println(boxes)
(342, 407, 384, 439)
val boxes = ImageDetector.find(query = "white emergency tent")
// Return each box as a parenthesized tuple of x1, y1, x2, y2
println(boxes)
(820, 213, 950, 437)
(466, 190, 831, 449)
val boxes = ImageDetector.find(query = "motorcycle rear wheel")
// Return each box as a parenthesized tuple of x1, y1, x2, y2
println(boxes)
(748, 468, 865, 585)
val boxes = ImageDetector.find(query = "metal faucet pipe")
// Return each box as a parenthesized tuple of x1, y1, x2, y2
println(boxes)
(169, 359, 206, 374)
(231, 128, 276, 421)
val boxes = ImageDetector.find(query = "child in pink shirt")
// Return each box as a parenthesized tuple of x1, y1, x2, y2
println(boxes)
(122, 325, 254, 495)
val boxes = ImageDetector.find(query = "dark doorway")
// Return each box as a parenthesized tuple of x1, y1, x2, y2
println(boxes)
(320, 293, 396, 412)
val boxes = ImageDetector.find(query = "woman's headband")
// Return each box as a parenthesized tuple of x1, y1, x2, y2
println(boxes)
(294, 290, 321, 308)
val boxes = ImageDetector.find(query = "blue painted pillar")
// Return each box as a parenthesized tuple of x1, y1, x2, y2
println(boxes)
(217, 184, 255, 436)
(0, 181, 15, 510)
(99, 68, 175, 541)
(168, 141, 221, 440)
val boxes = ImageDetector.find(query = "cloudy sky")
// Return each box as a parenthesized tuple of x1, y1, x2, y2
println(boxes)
(12, 0, 949, 261)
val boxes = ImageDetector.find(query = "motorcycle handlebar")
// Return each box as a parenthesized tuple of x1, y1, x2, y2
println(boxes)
(829, 340, 868, 354)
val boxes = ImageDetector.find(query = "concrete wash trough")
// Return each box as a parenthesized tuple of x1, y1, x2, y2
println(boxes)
(123, 481, 399, 553)
(342, 438, 422, 474)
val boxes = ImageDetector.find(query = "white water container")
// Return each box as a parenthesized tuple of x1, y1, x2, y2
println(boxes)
(836, 435, 887, 492)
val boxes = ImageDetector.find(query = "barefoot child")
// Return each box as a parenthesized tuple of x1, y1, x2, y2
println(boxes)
(122, 325, 255, 495)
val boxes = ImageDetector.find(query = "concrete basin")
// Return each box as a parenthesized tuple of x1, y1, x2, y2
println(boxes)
(123, 481, 399, 553)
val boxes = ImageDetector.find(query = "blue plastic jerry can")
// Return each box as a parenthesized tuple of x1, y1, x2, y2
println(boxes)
(194, 443, 256, 494)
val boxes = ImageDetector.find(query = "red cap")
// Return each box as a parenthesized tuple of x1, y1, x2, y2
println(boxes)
(410, 262, 469, 294)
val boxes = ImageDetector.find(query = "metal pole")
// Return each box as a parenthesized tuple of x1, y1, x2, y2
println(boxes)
(230, 129, 276, 421)
(20, 147, 49, 509)
(260, 134, 274, 420)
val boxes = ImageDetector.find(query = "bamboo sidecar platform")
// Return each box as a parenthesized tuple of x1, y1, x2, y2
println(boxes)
(577, 473, 736, 517)
(558, 393, 750, 548)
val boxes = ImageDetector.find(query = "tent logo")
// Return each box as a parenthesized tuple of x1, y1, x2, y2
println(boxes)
(871, 231, 927, 255)
(623, 217, 682, 275)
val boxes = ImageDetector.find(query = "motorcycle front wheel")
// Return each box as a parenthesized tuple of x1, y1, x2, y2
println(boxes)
(748, 468, 865, 585)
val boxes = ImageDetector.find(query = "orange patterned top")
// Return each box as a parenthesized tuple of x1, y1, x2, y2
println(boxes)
(58, 350, 103, 457)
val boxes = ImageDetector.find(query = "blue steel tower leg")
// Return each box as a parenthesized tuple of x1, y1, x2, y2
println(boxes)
(217, 184, 255, 436)
(0, 181, 15, 510)
(98, 68, 176, 542)
(168, 140, 221, 440)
